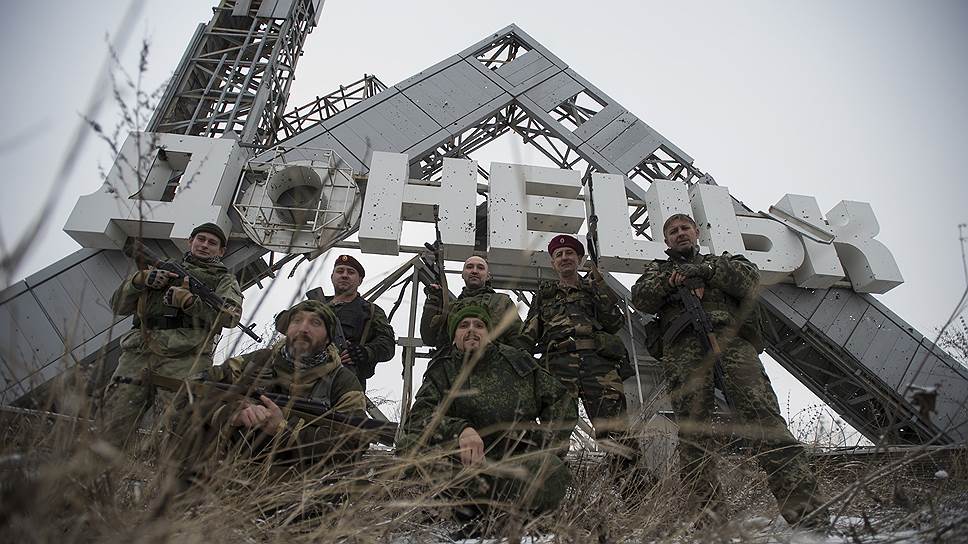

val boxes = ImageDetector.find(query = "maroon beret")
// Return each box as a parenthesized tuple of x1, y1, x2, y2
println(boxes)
(333, 254, 365, 278)
(547, 234, 584, 257)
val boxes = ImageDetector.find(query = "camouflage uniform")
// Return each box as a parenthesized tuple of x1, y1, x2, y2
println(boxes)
(101, 253, 242, 448)
(177, 342, 367, 470)
(306, 288, 396, 390)
(523, 278, 632, 445)
(420, 285, 530, 351)
(631, 249, 826, 525)
(399, 343, 577, 514)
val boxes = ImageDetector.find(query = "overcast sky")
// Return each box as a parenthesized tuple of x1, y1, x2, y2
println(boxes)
(2, 1, 966, 442)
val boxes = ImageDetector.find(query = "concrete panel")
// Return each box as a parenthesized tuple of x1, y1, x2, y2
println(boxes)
(612, 130, 664, 174)
(103, 248, 135, 280)
(495, 53, 558, 92)
(55, 265, 114, 334)
(506, 25, 568, 69)
(444, 92, 513, 137)
(811, 289, 867, 346)
(522, 71, 584, 112)
(0, 305, 37, 383)
(862, 293, 926, 343)
(576, 143, 620, 174)
(767, 284, 826, 321)
(395, 54, 463, 91)
(401, 60, 503, 127)
(0, 280, 28, 306)
(78, 251, 125, 304)
(844, 306, 913, 390)
(573, 103, 625, 143)
(760, 288, 808, 329)
(257, 0, 279, 18)
(23, 248, 98, 291)
(585, 111, 638, 152)
(880, 330, 921, 389)
(288, 131, 365, 173)
(329, 94, 441, 165)
(0, 292, 68, 378)
(232, 0, 253, 16)
(599, 119, 662, 172)
(271, 0, 296, 19)
(31, 278, 94, 350)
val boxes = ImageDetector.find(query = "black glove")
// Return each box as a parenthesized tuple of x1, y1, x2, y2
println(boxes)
(423, 284, 442, 305)
(346, 342, 368, 367)
(677, 263, 714, 280)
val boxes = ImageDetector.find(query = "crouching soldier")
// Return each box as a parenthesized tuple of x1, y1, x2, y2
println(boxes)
(177, 300, 368, 476)
(399, 305, 577, 536)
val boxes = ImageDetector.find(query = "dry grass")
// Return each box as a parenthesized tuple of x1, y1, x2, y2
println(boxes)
(2, 382, 966, 544)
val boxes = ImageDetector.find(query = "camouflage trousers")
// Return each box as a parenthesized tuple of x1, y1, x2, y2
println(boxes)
(663, 332, 826, 525)
(545, 351, 636, 463)
(99, 347, 213, 450)
(448, 450, 572, 515)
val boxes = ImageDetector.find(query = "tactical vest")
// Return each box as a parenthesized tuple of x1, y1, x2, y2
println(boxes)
(655, 253, 764, 352)
(305, 289, 376, 346)
(132, 257, 226, 331)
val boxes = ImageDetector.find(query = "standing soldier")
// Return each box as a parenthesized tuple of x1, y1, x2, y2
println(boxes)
(306, 254, 395, 390)
(631, 213, 827, 528)
(102, 222, 243, 448)
(523, 234, 636, 465)
(420, 255, 530, 352)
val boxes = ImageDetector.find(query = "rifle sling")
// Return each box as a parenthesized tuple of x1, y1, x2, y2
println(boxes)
(662, 312, 695, 347)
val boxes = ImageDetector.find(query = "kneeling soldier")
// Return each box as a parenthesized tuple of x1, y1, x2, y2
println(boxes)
(400, 305, 577, 534)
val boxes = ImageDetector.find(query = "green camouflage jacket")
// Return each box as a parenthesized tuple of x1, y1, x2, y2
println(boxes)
(420, 285, 529, 351)
(206, 343, 367, 465)
(522, 277, 624, 354)
(399, 343, 576, 458)
(631, 249, 759, 340)
(111, 254, 243, 358)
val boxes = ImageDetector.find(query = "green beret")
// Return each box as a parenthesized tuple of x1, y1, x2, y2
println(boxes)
(190, 222, 228, 247)
(275, 300, 338, 336)
(448, 304, 492, 340)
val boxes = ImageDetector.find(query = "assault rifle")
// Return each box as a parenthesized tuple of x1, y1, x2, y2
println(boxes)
(423, 204, 450, 316)
(124, 241, 262, 343)
(673, 286, 734, 410)
(115, 371, 397, 446)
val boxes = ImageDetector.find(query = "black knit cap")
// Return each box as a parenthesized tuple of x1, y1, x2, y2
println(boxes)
(190, 222, 227, 247)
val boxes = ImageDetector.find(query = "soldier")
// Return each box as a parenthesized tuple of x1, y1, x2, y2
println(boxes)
(306, 254, 395, 390)
(630, 213, 827, 528)
(101, 222, 243, 448)
(420, 255, 530, 352)
(399, 305, 576, 535)
(177, 300, 368, 472)
(523, 234, 637, 466)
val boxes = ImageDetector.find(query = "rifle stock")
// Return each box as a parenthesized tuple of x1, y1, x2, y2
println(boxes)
(116, 371, 397, 446)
